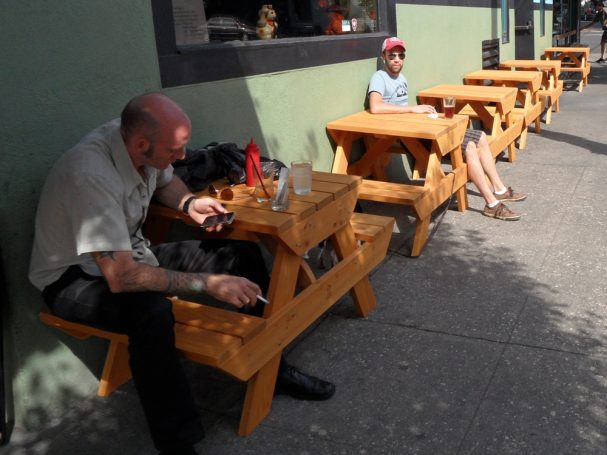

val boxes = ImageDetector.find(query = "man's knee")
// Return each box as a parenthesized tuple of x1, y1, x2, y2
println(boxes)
(464, 141, 477, 159)
(478, 131, 489, 148)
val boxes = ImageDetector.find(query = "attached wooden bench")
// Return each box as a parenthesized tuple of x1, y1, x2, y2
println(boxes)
(557, 62, 590, 91)
(514, 88, 543, 149)
(39, 211, 394, 435)
(538, 79, 563, 125)
(40, 299, 267, 396)
(357, 169, 466, 256)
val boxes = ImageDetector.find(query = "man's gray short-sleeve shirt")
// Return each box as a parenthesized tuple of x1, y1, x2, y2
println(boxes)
(29, 119, 173, 290)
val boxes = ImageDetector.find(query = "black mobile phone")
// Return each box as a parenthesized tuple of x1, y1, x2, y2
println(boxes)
(200, 212, 235, 228)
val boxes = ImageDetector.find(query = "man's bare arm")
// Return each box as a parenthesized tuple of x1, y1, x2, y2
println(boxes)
(92, 250, 208, 293)
(154, 174, 195, 212)
(91, 250, 261, 307)
(368, 91, 436, 114)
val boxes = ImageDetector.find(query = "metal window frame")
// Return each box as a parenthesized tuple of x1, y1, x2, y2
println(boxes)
(540, 0, 546, 36)
(501, 0, 510, 43)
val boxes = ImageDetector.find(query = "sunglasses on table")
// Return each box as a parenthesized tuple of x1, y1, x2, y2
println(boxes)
(208, 184, 234, 201)
(387, 52, 406, 60)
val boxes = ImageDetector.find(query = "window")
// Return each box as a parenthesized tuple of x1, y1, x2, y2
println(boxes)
(501, 0, 510, 44)
(152, 0, 396, 87)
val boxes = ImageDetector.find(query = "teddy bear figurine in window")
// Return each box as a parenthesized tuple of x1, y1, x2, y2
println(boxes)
(257, 4, 278, 39)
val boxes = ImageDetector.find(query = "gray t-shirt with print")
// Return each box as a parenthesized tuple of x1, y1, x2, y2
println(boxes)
(368, 69, 409, 106)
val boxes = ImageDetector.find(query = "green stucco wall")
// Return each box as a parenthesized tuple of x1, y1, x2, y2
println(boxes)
(535, 9, 555, 55)
(0, 1, 164, 428)
(0, 1, 551, 433)
(166, 61, 373, 169)
(395, 4, 514, 91)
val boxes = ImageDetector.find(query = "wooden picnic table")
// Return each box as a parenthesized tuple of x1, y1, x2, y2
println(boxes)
(544, 46, 590, 92)
(500, 59, 562, 124)
(144, 171, 394, 435)
(463, 69, 543, 149)
(42, 172, 394, 437)
(417, 84, 521, 161)
(327, 110, 468, 257)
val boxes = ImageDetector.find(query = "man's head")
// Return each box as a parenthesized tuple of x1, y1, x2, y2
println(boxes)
(597, 2, 604, 9)
(121, 93, 191, 170)
(381, 37, 406, 77)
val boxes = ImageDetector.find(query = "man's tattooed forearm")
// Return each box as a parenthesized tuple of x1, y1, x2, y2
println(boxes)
(165, 270, 208, 294)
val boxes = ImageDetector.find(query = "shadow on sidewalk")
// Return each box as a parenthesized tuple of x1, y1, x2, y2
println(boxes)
(539, 129, 607, 156)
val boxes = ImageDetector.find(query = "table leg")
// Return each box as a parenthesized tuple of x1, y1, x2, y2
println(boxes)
(238, 354, 281, 436)
(238, 246, 301, 435)
(447, 145, 468, 212)
(410, 152, 440, 257)
(363, 136, 391, 181)
(330, 224, 377, 317)
(349, 136, 394, 178)
(411, 216, 430, 257)
(468, 101, 499, 136)
(531, 92, 541, 133)
(505, 113, 517, 163)
(543, 95, 553, 125)
(331, 132, 354, 174)
(401, 137, 430, 179)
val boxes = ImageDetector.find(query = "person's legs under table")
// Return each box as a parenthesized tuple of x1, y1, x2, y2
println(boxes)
(153, 240, 336, 400)
(43, 267, 204, 453)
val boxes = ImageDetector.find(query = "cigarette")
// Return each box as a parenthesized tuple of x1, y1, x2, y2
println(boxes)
(256, 294, 270, 305)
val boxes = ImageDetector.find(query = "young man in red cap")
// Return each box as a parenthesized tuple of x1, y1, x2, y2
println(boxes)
(368, 37, 526, 221)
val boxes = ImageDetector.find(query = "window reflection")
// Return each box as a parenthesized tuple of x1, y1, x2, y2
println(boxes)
(173, 0, 379, 47)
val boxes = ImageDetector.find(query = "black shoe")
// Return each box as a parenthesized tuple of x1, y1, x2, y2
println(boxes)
(276, 362, 336, 401)
(596, 58, 606, 63)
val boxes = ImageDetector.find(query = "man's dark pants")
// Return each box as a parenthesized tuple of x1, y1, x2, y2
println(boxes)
(42, 240, 270, 452)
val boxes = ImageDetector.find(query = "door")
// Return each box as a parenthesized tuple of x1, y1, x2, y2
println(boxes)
(514, 0, 535, 59)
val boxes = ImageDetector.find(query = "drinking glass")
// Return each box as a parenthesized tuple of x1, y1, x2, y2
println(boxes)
(291, 160, 312, 195)
(443, 96, 456, 119)
(253, 163, 275, 203)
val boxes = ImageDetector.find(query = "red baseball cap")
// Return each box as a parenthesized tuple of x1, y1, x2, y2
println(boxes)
(382, 37, 406, 52)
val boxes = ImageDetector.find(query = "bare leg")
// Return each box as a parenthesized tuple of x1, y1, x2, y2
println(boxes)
(475, 132, 507, 193)
(463, 140, 499, 205)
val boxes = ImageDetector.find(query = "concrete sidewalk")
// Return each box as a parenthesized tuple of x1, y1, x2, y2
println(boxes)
(4, 30, 607, 455)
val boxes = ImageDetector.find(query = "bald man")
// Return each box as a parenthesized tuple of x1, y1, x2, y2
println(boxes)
(29, 93, 334, 455)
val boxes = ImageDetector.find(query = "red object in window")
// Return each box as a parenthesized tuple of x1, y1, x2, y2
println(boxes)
(325, 12, 344, 35)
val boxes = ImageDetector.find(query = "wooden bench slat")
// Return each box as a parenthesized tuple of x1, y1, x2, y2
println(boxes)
(171, 299, 266, 344)
(350, 212, 395, 242)
(40, 310, 128, 343)
(359, 179, 425, 206)
(175, 323, 244, 368)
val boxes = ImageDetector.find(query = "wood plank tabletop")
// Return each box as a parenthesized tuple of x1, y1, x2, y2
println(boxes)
(544, 46, 590, 57)
(500, 59, 561, 72)
(326, 110, 467, 141)
(417, 84, 518, 113)
(464, 69, 542, 93)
